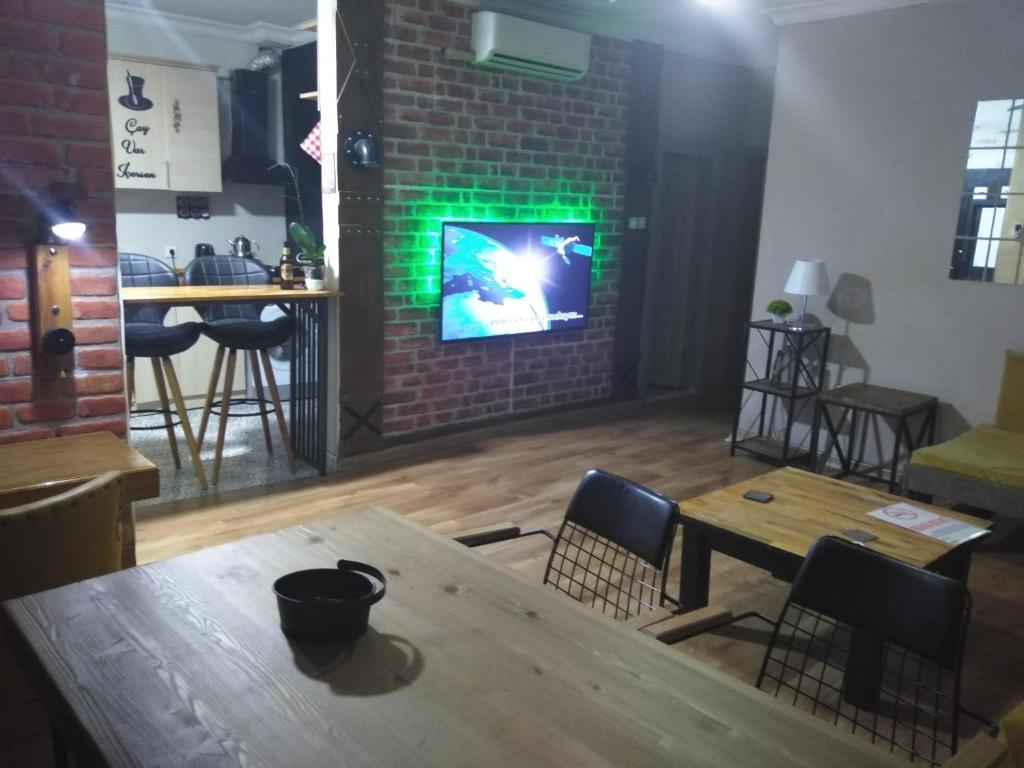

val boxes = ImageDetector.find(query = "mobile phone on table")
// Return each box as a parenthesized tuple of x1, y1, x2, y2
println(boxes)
(742, 489, 773, 503)
(842, 529, 878, 544)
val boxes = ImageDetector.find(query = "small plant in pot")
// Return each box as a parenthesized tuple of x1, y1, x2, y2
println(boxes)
(766, 299, 793, 324)
(289, 221, 326, 290)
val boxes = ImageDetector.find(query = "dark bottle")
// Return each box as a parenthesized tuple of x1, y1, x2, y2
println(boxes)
(279, 241, 294, 290)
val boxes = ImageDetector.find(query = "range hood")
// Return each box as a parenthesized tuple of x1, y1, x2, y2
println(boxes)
(222, 69, 290, 185)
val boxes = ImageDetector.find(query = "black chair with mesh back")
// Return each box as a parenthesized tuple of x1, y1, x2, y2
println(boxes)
(184, 254, 295, 484)
(456, 469, 681, 621)
(756, 536, 994, 766)
(119, 252, 207, 489)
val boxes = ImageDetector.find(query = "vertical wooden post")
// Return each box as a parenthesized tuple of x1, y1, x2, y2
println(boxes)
(334, 0, 385, 456)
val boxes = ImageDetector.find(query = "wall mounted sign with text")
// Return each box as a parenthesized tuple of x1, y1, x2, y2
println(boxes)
(107, 56, 222, 193)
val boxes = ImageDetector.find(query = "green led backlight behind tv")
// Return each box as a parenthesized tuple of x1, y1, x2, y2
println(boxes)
(385, 179, 615, 310)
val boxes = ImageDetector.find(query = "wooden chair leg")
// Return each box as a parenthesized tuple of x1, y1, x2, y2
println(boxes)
(161, 356, 208, 491)
(126, 357, 135, 407)
(260, 349, 295, 472)
(197, 344, 225, 453)
(248, 350, 273, 454)
(150, 357, 180, 469)
(212, 349, 237, 485)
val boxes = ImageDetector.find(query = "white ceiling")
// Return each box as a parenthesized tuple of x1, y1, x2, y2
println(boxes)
(106, 0, 939, 68)
(108, 0, 937, 31)
(110, 0, 317, 28)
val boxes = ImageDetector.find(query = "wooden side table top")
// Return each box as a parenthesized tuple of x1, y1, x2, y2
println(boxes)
(0, 432, 158, 507)
(2, 507, 904, 768)
(121, 285, 342, 305)
(818, 383, 938, 417)
(679, 467, 989, 569)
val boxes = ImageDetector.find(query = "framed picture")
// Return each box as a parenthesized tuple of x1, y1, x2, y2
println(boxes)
(769, 347, 797, 388)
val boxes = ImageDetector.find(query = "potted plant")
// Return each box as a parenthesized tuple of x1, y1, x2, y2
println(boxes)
(271, 161, 328, 290)
(766, 299, 793, 324)
(288, 221, 326, 290)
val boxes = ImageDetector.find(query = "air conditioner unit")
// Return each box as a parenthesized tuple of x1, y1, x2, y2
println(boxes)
(470, 11, 590, 82)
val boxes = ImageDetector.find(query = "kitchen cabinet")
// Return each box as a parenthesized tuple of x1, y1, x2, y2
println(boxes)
(107, 56, 222, 192)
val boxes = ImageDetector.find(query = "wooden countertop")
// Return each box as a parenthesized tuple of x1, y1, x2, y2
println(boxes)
(0, 432, 158, 508)
(3, 507, 904, 767)
(121, 286, 343, 305)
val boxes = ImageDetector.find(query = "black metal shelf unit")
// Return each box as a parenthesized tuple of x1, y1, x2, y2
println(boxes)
(730, 320, 831, 465)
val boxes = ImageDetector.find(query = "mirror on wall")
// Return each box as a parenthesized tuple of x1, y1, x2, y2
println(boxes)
(950, 98, 1024, 284)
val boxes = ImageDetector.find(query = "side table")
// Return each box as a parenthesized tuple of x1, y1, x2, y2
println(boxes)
(812, 383, 937, 493)
(731, 321, 831, 466)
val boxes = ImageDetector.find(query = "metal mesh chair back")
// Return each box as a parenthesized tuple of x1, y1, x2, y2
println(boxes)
(183, 254, 271, 322)
(119, 252, 177, 324)
(757, 536, 971, 766)
(542, 469, 679, 620)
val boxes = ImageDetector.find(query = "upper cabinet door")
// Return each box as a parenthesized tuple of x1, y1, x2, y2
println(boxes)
(107, 56, 222, 193)
(108, 59, 169, 189)
(164, 65, 222, 193)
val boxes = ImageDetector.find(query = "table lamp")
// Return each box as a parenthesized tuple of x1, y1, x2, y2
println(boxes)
(784, 259, 830, 327)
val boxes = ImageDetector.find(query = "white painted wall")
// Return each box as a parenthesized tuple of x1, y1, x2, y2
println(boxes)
(751, 0, 1024, 443)
(114, 184, 286, 266)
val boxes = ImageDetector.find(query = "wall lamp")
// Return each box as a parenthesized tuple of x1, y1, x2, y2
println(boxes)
(31, 189, 87, 377)
(39, 198, 87, 244)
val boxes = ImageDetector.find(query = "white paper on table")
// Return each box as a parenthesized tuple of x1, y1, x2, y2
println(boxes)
(867, 503, 989, 546)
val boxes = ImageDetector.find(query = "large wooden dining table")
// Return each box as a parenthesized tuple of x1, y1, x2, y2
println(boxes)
(2, 507, 905, 767)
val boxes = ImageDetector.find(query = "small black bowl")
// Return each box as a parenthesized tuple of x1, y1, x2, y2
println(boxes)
(274, 560, 386, 642)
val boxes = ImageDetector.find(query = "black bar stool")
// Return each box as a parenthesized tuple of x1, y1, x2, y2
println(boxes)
(118, 252, 208, 489)
(183, 255, 296, 484)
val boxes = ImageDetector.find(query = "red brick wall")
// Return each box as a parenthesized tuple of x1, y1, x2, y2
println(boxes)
(0, 0, 125, 444)
(381, 0, 629, 435)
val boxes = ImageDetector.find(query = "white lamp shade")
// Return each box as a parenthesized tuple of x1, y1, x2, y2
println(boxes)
(784, 259, 830, 296)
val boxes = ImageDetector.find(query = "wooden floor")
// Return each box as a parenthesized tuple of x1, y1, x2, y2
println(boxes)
(4, 398, 1023, 765)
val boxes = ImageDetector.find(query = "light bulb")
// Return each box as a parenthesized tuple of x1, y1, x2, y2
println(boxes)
(51, 221, 86, 241)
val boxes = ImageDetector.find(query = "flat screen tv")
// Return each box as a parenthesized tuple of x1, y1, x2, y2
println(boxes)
(440, 221, 595, 342)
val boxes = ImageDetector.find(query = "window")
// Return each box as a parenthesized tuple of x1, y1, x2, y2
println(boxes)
(950, 99, 1024, 284)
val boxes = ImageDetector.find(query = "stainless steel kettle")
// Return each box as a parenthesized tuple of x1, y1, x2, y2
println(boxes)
(226, 235, 258, 258)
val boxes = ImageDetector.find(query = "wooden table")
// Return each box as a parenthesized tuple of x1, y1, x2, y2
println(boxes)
(121, 285, 342, 474)
(812, 383, 938, 493)
(0, 432, 158, 567)
(2, 507, 905, 767)
(677, 467, 990, 611)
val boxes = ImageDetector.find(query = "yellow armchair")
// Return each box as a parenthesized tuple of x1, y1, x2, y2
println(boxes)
(0, 470, 124, 603)
(906, 351, 1024, 517)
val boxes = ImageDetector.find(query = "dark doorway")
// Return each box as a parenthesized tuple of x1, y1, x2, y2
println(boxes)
(646, 150, 766, 406)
